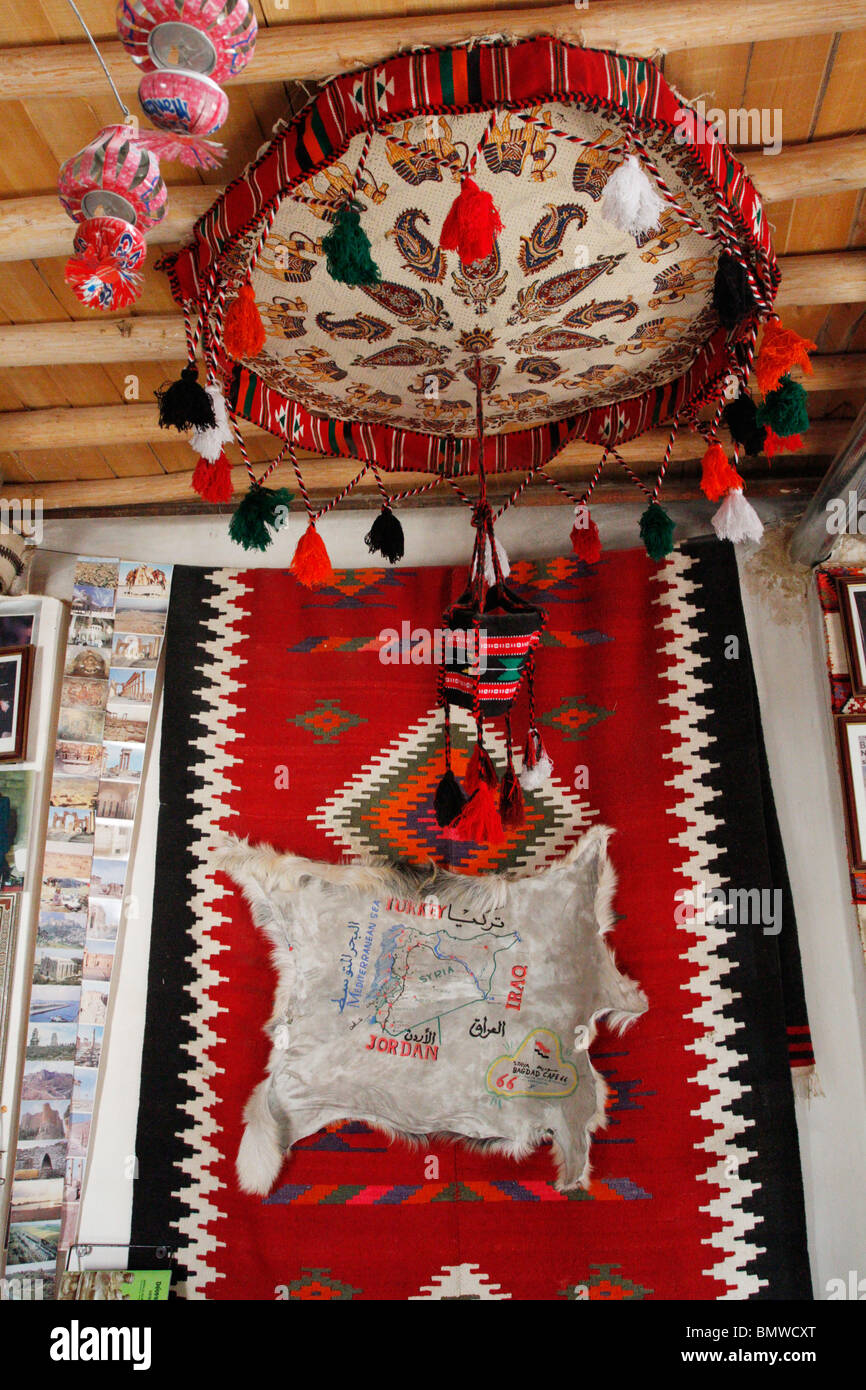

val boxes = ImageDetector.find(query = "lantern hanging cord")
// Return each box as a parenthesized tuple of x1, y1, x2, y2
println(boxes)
(64, 0, 131, 120)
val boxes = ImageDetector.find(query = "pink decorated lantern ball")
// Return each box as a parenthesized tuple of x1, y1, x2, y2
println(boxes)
(58, 125, 167, 231)
(138, 67, 229, 136)
(65, 216, 147, 311)
(116, 0, 257, 86)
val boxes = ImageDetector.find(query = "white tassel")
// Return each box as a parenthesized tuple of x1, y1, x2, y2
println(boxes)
(190, 383, 234, 461)
(711, 488, 764, 545)
(473, 536, 511, 584)
(601, 153, 665, 236)
(519, 748, 553, 792)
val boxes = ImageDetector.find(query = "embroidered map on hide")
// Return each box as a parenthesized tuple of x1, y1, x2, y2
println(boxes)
(332, 900, 520, 1041)
(369, 918, 521, 1037)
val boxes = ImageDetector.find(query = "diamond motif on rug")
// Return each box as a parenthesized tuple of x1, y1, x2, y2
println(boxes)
(311, 705, 596, 871)
(289, 698, 368, 743)
(558, 1263, 653, 1300)
(540, 696, 613, 740)
(280, 1266, 361, 1299)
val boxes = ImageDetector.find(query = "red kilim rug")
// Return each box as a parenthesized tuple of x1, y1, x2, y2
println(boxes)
(131, 538, 811, 1300)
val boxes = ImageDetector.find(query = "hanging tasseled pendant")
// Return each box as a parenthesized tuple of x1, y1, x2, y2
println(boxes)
(754, 320, 816, 397)
(192, 453, 233, 503)
(229, 483, 293, 552)
(440, 177, 502, 265)
(600, 153, 664, 236)
(639, 501, 675, 560)
(711, 488, 764, 545)
(365, 506, 404, 563)
(712, 252, 755, 329)
(570, 504, 602, 563)
(464, 740, 498, 795)
(699, 442, 744, 502)
(156, 363, 216, 431)
(722, 392, 767, 457)
(190, 383, 234, 461)
(290, 522, 335, 588)
(763, 428, 804, 458)
(756, 374, 809, 439)
(322, 204, 381, 286)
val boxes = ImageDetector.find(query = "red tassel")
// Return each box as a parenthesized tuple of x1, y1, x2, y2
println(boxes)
(223, 282, 266, 360)
(290, 522, 334, 589)
(754, 320, 815, 398)
(700, 442, 744, 501)
(439, 177, 502, 265)
(191, 452, 233, 503)
(442, 781, 505, 845)
(763, 428, 804, 458)
(464, 741, 498, 794)
(499, 766, 525, 829)
(570, 505, 602, 563)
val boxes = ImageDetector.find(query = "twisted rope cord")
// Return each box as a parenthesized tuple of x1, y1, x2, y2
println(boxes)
(652, 416, 680, 500)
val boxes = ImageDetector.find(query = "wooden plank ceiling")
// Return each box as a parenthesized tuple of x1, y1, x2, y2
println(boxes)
(0, 0, 865, 511)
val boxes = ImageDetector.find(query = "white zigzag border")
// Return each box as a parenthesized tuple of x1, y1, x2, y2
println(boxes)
(653, 552, 764, 1299)
(172, 570, 251, 1299)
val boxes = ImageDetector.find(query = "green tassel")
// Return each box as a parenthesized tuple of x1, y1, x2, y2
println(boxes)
(755, 373, 809, 439)
(228, 484, 293, 552)
(322, 205, 381, 286)
(639, 501, 675, 561)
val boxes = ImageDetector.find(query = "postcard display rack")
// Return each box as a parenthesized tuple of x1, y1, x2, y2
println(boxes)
(1, 559, 172, 1295)
(0, 596, 66, 1293)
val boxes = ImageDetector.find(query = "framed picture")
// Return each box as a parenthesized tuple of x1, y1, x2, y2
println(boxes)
(836, 577, 866, 696)
(0, 889, 21, 1083)
(836, 715, 866, 869)
(0, 645, 34, 763)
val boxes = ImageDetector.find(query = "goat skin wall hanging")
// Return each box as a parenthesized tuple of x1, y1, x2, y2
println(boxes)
(213, 828, 647, 1194)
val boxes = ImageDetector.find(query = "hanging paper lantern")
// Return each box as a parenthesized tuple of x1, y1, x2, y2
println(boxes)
(58, 125, 168, 229)
(64, 216, 146, 310)
(138, 67, 229, 137)
(116, 0, 258, 85)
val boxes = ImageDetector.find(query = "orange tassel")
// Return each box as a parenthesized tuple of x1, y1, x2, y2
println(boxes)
(570, 505, 602, 563)
(764, 428, 804, 458)
(441, 781, 505, 845)
(192, 452, 233, 503)
(290, 522, 334, 588)
(440, 177, 502, 265)
(223, 282, 266, 360)
(754, 320, 815, 397)
(700, 442, 744, 501)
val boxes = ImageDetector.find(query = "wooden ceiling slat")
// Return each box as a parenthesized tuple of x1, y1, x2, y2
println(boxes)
(3, 1, 866, 102)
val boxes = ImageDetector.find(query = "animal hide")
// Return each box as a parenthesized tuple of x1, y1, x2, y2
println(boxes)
(212, 826, 647, 1195)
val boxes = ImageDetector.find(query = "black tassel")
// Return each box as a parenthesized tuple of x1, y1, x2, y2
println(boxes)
(156, 364, 216, 431)
(365, 506, 404, 564)
(712, 253, 755, 330)
(722, 393, 767, 457)
(434, 769, 466, 827)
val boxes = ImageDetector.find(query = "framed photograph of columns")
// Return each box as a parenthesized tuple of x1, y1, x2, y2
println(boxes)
(836, 715, 866, 870)
(0, 646, 34, 763)
(837, 577, 866, 696)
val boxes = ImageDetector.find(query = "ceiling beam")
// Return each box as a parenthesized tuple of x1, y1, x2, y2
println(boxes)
(1, 0, 865, 102)
(2, 309, 865, 394)
(2, 135, 866, 265)
(775, 251, 866, 306)
(0, 405, 847, 457)
(0, 459, 820, 516)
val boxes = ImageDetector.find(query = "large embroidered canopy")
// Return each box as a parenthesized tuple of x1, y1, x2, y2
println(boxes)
(162, 35, 778, 480)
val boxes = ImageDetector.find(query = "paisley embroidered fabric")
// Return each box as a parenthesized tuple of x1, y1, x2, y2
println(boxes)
(213, 826, 647, 1193)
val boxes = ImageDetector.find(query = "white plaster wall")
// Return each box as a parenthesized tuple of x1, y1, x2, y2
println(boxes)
(25, 503, 866, 1298)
